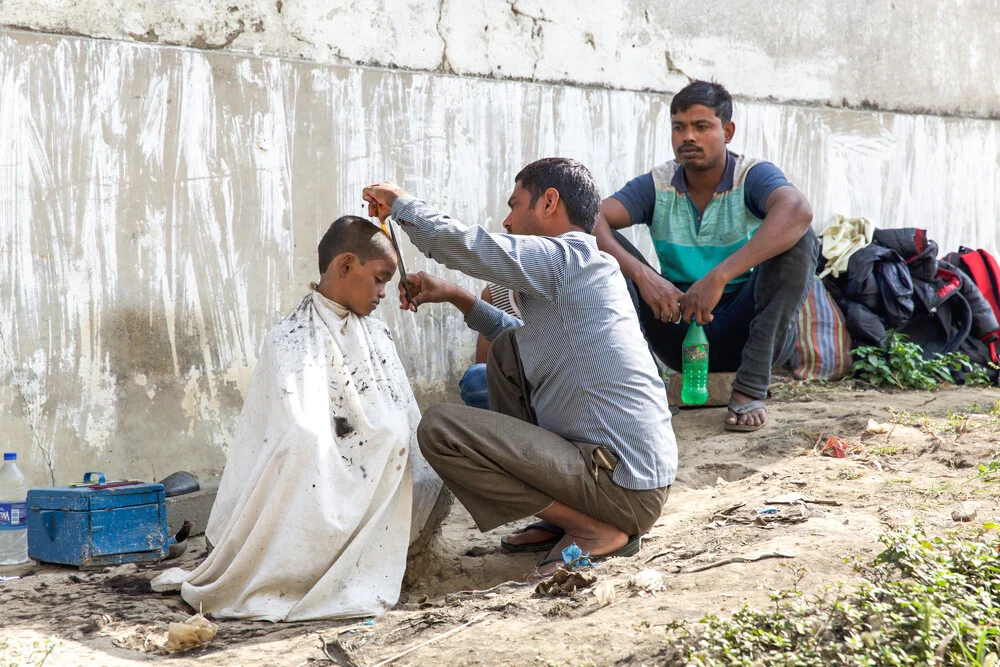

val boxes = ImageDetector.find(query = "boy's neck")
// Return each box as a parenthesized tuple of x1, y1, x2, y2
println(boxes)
(316, 276, 343, 306)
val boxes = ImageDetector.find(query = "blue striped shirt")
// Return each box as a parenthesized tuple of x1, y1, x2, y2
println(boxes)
(392, 197, 677, 491)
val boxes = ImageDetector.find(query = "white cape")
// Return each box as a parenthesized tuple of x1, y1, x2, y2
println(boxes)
(152, 291, 441, 621)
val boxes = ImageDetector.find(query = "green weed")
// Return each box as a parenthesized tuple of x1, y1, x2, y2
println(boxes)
(853, 332, 993, 390)
(670, 525, 1000, 666)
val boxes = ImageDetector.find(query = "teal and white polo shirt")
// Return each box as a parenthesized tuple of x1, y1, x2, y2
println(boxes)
(611, 151, 792, 291)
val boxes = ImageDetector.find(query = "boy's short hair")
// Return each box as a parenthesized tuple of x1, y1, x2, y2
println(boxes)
(670, 80, 733, 123)
(514, 157, 601, 233)
(317, 216, 395, 275)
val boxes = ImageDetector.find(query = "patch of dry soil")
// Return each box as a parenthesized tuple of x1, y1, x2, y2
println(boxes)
(3, 385, 1000, 666)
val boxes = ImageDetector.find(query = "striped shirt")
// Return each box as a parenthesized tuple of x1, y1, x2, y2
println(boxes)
(392, 197, 677, 491)
(486, 283, 521, 319)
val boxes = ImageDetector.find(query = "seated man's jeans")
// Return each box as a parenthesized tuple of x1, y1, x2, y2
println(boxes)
(614, 229, 818, 401)
(460, 363, 490, 410)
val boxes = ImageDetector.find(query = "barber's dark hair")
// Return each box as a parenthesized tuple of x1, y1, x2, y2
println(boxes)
(670, 80, 733, 123)
(317, 215, 394, 275)
(514, 158, 601, 233)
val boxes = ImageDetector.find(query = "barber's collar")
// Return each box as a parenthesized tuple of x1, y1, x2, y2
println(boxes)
(670, 151, 737, 194)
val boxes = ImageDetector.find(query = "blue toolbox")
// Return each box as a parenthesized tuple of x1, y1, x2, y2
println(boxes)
(26, 472, 168, 568)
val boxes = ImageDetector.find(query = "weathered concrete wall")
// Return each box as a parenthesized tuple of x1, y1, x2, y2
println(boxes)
(2, 1, 999, 118)
(1, 30, 999, 488)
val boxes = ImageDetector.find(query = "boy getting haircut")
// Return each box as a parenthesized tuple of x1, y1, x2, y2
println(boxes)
(152, 214, 441, 621)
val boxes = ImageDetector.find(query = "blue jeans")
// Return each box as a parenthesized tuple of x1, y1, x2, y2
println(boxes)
(459, 363, 490, 410)
(614, 229, 818, 400)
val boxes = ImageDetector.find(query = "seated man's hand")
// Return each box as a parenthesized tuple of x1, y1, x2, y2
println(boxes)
(679, 272, 727, 325)
(363, 182, 410, 223)
(399, 271, 459, 311)
(636, 267, 686, 324)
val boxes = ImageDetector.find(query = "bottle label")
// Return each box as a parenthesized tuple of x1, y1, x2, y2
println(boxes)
(682, 343, 708, 363)
(0, 502, 27, 530)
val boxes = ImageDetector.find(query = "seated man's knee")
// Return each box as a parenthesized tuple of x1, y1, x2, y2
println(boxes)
(486, 329, 515, 374)
(762, 227, 818, 289)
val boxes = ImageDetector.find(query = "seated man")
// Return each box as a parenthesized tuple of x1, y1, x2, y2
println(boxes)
(152, 216, 441, 621)
(594, 80, 818, 431)
(363, 158, 677, 578)
(459, 283, 521, 410)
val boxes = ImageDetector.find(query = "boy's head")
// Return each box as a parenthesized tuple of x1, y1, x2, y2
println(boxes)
(316, 215, 397, 316)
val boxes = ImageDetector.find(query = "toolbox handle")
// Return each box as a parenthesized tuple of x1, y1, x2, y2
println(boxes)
(82, 472, 107, 485)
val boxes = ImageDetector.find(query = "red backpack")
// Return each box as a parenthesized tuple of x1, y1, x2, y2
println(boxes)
(944, 247, 1000, 363)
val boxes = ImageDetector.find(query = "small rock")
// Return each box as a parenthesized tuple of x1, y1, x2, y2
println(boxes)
(457, 556, 480, 572)
(951, 503, 979, 523)
(791, 480, 807, 487)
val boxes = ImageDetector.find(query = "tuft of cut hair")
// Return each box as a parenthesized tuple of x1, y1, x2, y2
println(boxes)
(670, 80, 733, 124)
(514, 157, 601, 233)
(317, 215, 395, 275)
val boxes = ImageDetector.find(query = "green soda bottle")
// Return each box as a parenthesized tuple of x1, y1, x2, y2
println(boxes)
(681, 323, 709, 405)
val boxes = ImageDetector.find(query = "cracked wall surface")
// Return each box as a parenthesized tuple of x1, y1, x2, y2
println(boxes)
(1, 1, 999, 118)
(2, 30, 1000, 488)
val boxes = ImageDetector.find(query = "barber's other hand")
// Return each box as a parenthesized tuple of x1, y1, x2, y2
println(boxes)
(636, 267, 686, 324)
(363, 182, 409, 223)
(679, 272, 725, 325)
(399, 271, 457, 311)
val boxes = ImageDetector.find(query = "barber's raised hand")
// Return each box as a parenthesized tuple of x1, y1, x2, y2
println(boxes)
(363, 182, 410, 223)
(636, 267, 686, 324)
(679, 272, 726, 325)
(398, 271, 456, 311)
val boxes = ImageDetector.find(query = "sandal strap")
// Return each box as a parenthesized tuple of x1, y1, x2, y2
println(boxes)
(727, 398, 767, 415)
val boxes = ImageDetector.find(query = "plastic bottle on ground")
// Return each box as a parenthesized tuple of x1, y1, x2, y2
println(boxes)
(680, 322, 709, 406)
(0, 452, 30, 565)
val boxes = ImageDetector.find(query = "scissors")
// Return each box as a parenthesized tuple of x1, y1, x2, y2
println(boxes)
(373, 203, 417, 312)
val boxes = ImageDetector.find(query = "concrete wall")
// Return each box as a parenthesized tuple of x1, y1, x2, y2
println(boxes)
(2, 1, 999, 119)
(1, 28, 999, 488)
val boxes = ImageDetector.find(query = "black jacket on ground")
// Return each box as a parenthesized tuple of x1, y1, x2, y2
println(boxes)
(826, 228, 999, 368)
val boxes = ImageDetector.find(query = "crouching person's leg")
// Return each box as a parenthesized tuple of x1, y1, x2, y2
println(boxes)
(728, 228, 819, 431)
(417, 404, 668, 578)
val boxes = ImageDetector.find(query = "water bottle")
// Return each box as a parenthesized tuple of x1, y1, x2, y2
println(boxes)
(0, 452, 30, 565)
(681, 323, 709, 405)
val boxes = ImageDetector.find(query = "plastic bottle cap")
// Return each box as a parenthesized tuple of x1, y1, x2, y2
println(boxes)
(2, 453, 15, 461)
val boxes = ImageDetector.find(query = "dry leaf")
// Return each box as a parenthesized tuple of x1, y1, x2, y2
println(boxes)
(866, 419, 892, 434)
(165, 614, 218, 653)
(593, 580, 616, 607)
(534, 568, 597, 596)
(629, 570, 666, 594)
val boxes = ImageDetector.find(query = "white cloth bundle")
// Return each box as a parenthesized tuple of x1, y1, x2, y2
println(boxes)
(818, 215, 875, 279)
(152, 291, 441, 621)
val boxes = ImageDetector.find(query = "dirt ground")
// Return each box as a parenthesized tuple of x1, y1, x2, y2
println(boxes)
(3, 382, 1000, 666)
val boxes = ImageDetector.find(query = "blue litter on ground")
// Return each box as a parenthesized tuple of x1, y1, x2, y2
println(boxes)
(561, 543, 592, 569)
(359, 620, 376, 626)
(756, 507, 779, 515)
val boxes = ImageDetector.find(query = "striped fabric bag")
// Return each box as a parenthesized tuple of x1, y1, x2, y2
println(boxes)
(787, 277, 853, 380)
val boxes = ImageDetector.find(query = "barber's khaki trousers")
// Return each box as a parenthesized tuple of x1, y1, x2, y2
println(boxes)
(417, 329, 668, 535)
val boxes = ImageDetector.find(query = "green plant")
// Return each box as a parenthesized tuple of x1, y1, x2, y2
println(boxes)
(977, 447, 1000, 479)
(0, 637, 57, 667)
(668, 525, 1000, 666)
(853, 332, 992, 390)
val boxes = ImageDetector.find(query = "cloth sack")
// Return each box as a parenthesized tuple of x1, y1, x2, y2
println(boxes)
(151, 291, 441, 621)
(787, 276, 853, 380)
